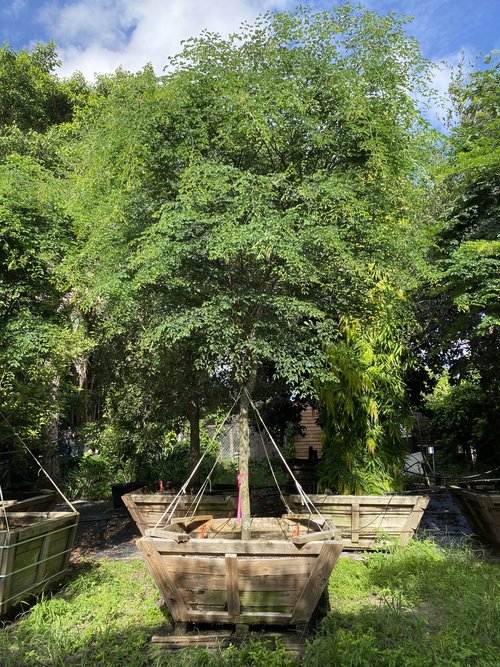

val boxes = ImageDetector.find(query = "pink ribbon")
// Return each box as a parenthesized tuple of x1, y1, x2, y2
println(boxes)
(236, 473, 248, 523)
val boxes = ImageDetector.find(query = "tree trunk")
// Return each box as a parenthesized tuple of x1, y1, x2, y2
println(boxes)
(41, 375, 61, 485)
(239, 374, 256, 540)
(189, 399, 201, 489)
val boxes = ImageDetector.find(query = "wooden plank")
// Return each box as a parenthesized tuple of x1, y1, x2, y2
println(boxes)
(34, 534, 50, 582)
(451, 489, 500, 546)
(292, 530, 335, 545)
(179, 587, 298, 609)
(149, 538, 323, 556)
(5, 492, 57, 513)
(0, 530, 17, 613)
(351, 503, 359, 544)
(399, 496, 429, 546)
(185, 609, 292, 624)
(159, 554, 316, 580)
(139, 538, 189, 622)
(288, 494, 424, 507)
(171, 572, 309, 593)
(168, 516, 213, 530)
(282, 514, 325, 530)
(225, 554, 240, 617)
(151, 628, 305, 656)
(148, 529, 189, 542)
(290, 540, 342, 624)
(236, 557, 317, 577)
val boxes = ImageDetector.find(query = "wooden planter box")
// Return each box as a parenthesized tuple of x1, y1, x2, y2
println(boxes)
(123, 489, 238, 536)
(0, 511, 79, 618)
(3, 490, 58, 513)
(285, 494, 429, 550)
(450, 488, 500, 547)
(138, 516, 342, 627)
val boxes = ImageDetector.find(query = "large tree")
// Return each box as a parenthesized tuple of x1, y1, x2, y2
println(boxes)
(0, 43, 86, 481)
(68, 6, 436, 516)
(418, 55, 500, 467)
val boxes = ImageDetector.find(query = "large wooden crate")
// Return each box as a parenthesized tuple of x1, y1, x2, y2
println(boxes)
(138, 516, 343, 627)
(123, 489, 238, 536)
(450, 488, 500, 547)
(0, 511, 79, 618)
(286, 494, 429, 550)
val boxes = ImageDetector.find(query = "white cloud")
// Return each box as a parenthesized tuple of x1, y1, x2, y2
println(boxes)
(36, 0, 295, 79)
(425, 49, 476, 131)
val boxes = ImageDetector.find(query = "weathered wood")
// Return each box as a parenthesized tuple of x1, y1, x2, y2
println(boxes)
(351, 503, 360, 544)
(399, 496, 429, 546)
(225, 553, 240, 616)
(450, 488, 500, 547)
(138, 517, 343, 627)
(122, 490, 238, 536)
(147, 528, 190, 542)
(168, 515, 213, 530)
(149, 537, 325, 555)
(286, 494, 430, 550)
(290, 540, 342, 624)
(291, 530, 335, 545)
(139, 538, 189, 622)
(3, 491, 57, 513)
(283, 514, 325, 530)
(0, 511, 79, 618)
(151, 627, 305, 657)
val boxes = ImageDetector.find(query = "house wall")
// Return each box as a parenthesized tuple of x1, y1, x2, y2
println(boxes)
(294, 406, 323, 459)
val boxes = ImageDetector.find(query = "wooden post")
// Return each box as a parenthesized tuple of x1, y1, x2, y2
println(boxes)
(239, 375, 255, 541)
(225, 553, 240, 617)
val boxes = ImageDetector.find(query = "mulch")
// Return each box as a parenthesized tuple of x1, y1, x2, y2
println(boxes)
(59, 500, 142, 561)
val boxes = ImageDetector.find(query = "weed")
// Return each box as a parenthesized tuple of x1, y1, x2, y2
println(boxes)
(0, 543, 498, 666)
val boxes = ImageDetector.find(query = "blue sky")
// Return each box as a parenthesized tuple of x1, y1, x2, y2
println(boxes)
(1, 0, 498, 122)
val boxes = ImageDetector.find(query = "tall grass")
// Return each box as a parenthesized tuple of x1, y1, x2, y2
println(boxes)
(0, 540, 498, 666)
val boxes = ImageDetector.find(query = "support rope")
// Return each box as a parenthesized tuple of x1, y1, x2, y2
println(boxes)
(152, 390, 242, 530)
(254, 416, 292, 515)
(0, 409, 77, 513)
(0, 482, 10, 533)
(245, 389, 336, 533)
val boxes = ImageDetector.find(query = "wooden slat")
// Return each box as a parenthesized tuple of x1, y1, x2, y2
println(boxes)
(290, 540, 343, 624)
(0, 530, 17, 612)
(148, 529, 189, 542)
(179, 587, 298, 609)
(225, 554, 240, 616)
(166, 568, 310, 591)
(185, 610, 292, 624)
(287, 494, 429, 549)
(450, 488, 500, 546)
(399, 496, 430, 546)
(139, 539, 189, 622)
(292, 530, 335, 545)
(149, 538, 323, 556)
(351, 503, 360, 544)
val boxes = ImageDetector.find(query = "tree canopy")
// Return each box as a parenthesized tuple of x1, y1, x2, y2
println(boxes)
(5, 5, 496, 496)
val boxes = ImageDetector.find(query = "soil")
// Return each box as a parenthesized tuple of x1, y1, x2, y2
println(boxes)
(56, 500, 142, 561)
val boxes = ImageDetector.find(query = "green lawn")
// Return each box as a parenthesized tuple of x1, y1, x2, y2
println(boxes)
(1, 540, 499, 666)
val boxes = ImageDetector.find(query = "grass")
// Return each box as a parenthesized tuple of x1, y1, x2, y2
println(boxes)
(0, 541, 499, 666)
